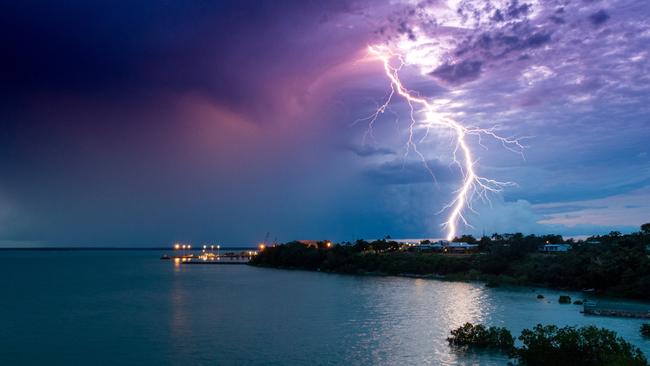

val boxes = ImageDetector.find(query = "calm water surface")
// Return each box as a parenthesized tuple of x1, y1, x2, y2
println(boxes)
(0, 250, 648, 365)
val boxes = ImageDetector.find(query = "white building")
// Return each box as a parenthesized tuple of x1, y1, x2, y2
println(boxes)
(415, 241, 479, 253)
(418, 242, 444, 251)
(540, 244, 571, 252)
(447, 242, 479, 252)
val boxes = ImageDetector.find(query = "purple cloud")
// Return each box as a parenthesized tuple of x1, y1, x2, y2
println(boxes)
(430, 60, 483, 85)
(589, 9, 610, 26)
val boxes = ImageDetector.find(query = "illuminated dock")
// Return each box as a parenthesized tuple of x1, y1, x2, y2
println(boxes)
(161, 243, 262, 265)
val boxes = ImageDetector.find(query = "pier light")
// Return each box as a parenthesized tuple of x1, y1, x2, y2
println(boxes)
(203, 245, 207, 249)
(259, 244, 266, 251)
(174, 244, 180, 250)
(188, 245, 191, 249)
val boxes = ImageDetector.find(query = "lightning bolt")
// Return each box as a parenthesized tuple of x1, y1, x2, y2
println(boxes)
(366, 45, 524, 241)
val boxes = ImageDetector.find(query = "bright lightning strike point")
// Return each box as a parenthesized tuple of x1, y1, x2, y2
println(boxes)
(366, 45, 524, 241)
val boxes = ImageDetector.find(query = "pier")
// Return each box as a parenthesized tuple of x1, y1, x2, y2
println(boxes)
(161, 243, 260, 265)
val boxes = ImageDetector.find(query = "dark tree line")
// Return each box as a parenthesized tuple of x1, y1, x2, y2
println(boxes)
(250, 224, 650, 299)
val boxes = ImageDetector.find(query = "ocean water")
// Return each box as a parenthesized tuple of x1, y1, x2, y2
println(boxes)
(0, 250, 648, 365)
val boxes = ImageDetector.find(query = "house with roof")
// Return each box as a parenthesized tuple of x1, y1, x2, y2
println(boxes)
(540, 244, 571, 252)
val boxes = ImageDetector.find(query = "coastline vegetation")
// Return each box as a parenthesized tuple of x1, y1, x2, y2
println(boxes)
(447, 322, 648, 366)
(446, 323, 514, 351)
(249, 224, 650, 300)
(642, 323, 650, 337)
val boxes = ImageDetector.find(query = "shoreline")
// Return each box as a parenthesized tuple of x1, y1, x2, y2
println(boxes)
(249, 232, 650, 302)
(249, 262, 650, 304)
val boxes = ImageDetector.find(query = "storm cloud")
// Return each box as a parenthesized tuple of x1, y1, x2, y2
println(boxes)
(1, 0, 649, 245)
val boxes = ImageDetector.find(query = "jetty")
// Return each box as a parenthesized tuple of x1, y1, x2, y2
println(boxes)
(161, 243, 260, 265)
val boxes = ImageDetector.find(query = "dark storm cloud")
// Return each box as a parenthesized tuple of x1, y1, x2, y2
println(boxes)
(430, 27, 551, 84)
(0, 0, 363, 118)
(506, 1, 532, 19)
(589, 9, 610, 26)
(2, 0, 650, 244)
(363, 159, 458, 185)
(430, 60, 483, 84)
(347, 145, 396, 157)
(0, 0, 386, 245)
(522, 32, 551, 48)
(454, 30, 552, 59)
(489, 0, 532, 22)
(1, 1, 182, 94)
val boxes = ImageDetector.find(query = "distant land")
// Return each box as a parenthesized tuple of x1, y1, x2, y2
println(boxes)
(251, 223, 650, 300)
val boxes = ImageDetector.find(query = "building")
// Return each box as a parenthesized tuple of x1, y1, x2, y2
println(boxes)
(540, 244, 571, 252)
(446, 242, 479, 253)
(414, 240, 479, 253)
(418, 242, 444, 252)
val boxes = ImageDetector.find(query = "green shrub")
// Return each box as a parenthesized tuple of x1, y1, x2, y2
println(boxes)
(447, 323, 648, 366)
(516, 324, 648, 366)
(642, 324, 650, 337)
(447, 323, 514, 352)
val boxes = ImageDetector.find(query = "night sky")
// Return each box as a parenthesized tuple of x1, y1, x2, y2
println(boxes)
(1, 0, 649, 246)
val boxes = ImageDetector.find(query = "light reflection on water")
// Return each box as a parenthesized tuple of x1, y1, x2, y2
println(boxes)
(0, 250, 648, 366)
